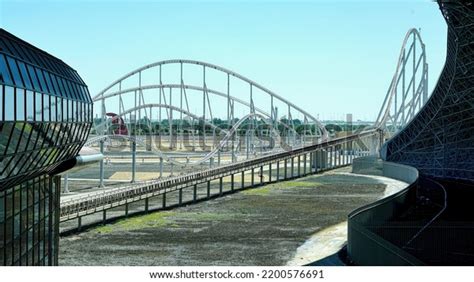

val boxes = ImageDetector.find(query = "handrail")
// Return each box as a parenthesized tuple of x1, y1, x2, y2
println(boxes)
(347, 157, 424, 265)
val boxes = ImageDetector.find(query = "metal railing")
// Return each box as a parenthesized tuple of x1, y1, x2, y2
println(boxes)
(60, 130, 378, 222)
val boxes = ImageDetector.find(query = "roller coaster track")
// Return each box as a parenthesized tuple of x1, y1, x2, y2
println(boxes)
(61, 28, 430, 225)
(60, 130, 378, 222)
(85, 110, 297, 166)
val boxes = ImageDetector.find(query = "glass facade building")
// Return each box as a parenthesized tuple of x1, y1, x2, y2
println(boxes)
(0, 28, 92, 265)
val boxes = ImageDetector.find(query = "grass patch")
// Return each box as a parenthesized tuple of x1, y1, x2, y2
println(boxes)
(179, 212, 232, 221)
(242, 181, 322, 196)
(95, 211, 177, 234)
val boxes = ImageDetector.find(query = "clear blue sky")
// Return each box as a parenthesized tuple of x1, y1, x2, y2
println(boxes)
(0, 0, 446, 121)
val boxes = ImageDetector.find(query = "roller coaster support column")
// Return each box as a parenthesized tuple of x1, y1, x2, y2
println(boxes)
(131, 141, 136, 183)
(217, 150, 221, 166)
(99, 139, 104, 188)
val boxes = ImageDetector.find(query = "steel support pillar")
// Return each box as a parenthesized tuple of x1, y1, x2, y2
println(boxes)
(269, 163, 272, 182)
(277, 161, 280, 180)
(207, 181, 211, 198)
(251, 168, 254, 186)
(193, 184, 197, 202)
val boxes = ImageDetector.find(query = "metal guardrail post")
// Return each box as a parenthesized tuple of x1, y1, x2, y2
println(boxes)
(268, 163, 272, 182)
(193, 184, 197, 202)
(102, 210, 106, 225)
(207, 181, 211, 198)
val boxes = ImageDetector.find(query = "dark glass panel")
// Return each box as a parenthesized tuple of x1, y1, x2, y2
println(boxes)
(73, 81, 82, 100)
(0, 54, 13, 85)
(25, 123, 37, 151)
(48, 73, 60, 95)
(56, 77, 68, 99)
(17, 62, 32, 90)
(0, 85, 3, 120)
(34, 68, 48, 93)
(19, 46, 39, 66)
(6, 57, 23, 88)
(26, 65, 41, 92)
(63, 80, 74, 99)
(42, 71, 55, 94)
(0, 123, 12, 154)
(1, 38, 20, 57)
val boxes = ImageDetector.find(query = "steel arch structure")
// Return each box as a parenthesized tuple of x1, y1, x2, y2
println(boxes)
(86, 109, 288, 166)
(92, 59, 328, 166)
(382, 1, 474, 181)
(375, 28, 429, 137)
(93, 59, 327, 137)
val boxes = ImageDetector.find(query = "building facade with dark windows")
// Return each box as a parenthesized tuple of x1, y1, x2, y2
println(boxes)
(0, 29, 93, 265)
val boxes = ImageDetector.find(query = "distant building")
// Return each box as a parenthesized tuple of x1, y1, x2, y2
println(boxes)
(0, 29, 92, 265)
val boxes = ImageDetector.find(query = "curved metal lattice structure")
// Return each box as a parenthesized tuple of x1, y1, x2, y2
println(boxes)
(375, 28, 429, 137)
(382, 1, 474, 181)
(92, 60, 328, 166)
